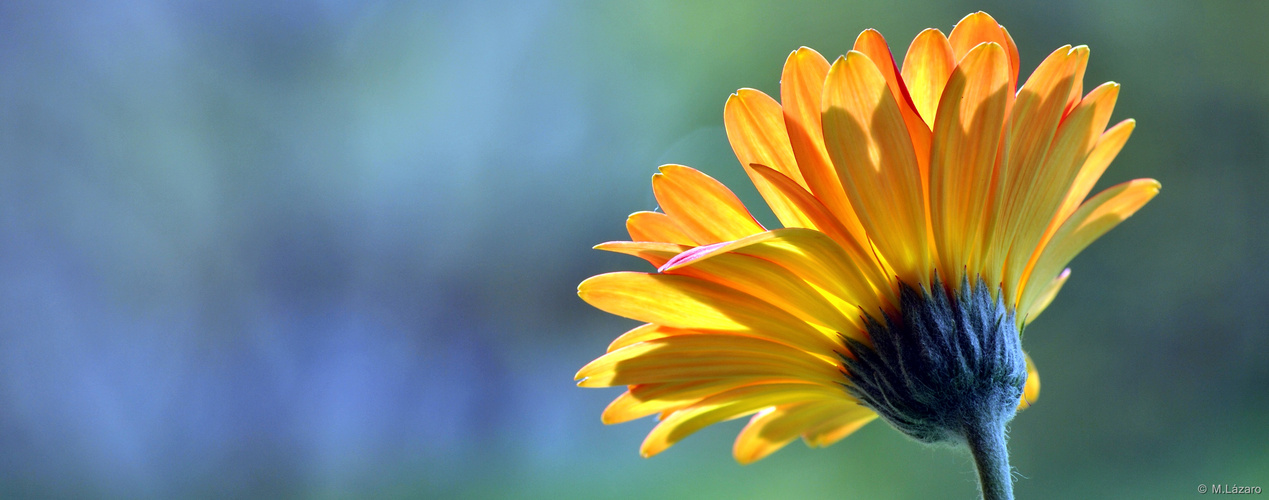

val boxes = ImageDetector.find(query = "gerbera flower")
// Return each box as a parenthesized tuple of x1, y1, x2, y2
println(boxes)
(576, 12, 1158, 499)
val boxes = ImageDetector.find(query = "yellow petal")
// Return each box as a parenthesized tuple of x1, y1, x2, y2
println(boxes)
(652, 165, 765, 244)
(1053, 119, 1136, 227)
(1008, 81, 1120, 304)
(604, 322, 696, 352)
(780, 47, 870, 245)
(1018, 352, 1041, 410)
(575, 334, 842, 388)
(664, 250, 859, 334)
(578, 272, 838, 353)
(988, 44, 1082, 298)
(1020, 179, 1160, 310)
(929, 41, 1010, 285)
(641, 382, 843, 457)
(822, 51, 931, 285)
(801, 404, 877, 447)
(901, 28, 955, 128)
(733, 401, 845, 464)
(626, 211, 696, 246)
(659, 228, 894, 319)
(603, 377, 791, 424)
(1022, 268, 1069, 325)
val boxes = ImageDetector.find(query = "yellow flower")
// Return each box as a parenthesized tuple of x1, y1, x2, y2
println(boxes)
(575, 11, 1158, 493)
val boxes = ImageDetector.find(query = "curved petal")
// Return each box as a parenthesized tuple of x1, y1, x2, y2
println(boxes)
(627, 211, 696, 246)
(929, 41, 1010, 285)
(801, 404, 877, 447)
(947, 11, 1020, 91)
(603, 377, 795, 424)
(594, 241, 688, 268)
(1020, 179, 1160, 311)
(575, 334, 842, 387)
(780, 47, 870, 245)
(1008, 81, 1120, 303)
(1022, 268, 1070, 325)
(822, 51, 931, 285)
(1053, 119, 1136, 227)
(652, 165, 766, 243)
(578, 272, 839, 353)
(641, 382, 845, 457)
(901, 28, 955, 128)
(733, 401, 845, 464)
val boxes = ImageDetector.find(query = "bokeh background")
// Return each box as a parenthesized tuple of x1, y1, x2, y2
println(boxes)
(2, 0, 1266, 498)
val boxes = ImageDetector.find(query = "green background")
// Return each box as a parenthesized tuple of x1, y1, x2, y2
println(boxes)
(1, 0, 1265, 498)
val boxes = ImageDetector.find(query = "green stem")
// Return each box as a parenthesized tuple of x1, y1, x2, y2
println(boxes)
(964, 419, 1013, 500)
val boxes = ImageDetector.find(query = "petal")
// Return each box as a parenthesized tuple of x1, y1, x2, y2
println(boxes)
(641, 382, 844, 457)
(604, 322, 696, 352)
(986, 45, 1082, 295)
(855, 29, 934, 233)
(733, 401, 846, 464)
(822, 51, 931, 285)
(1022, 268, 1069, 325)
(652, 165, 766, 244)
(594, 241, 688, 268)
(929, 41, 1011, 285)
(780, 47, 870, 245)
(659, 228, 895, 318)
(1053, 119, 1136, 227)
(575, 334, 842, 388)
(725, 89, 805, 187)
(1017, 352, 1041, 410)
(1020, 179, 1160, 310)
(901, 28, 955, 128)
(801, 404, 877, 447)
(663, 250, 860, 334)
(578, 272, 839, 353)
(1008, 82, 1120, 303)
(603, 377, 790, 424)
(947, 12, 1020, 90)
(746, 163, 864, 250)
(627, 211, 697, 246)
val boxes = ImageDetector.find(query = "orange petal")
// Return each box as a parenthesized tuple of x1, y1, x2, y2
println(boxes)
(641, 382, 842, 457)
(1053, 119, 1136, 227)
(725, 89, 805, 187)
(746, 163, 862, 250)
(1008, 81, 1119, 304)
(948, 12, 1019, 91)
(1020, 179, 1160, 310)
(605, 323, 690, 352)
(855, 29, 934, 236)
(780, 47, 869, 245)
(822, 51, 931, 285)
(987, 45, 1082, 297)
(578, 272, 838, 353)
(626, 211, 696, 246)
(929, 41, 1010, 285)
(652, 165, 765, 244)
(594, 241, 688, 268)
(901, 28, 955, 128)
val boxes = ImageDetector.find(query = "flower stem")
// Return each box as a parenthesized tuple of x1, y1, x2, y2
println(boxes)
(964, 419, 1013, 500)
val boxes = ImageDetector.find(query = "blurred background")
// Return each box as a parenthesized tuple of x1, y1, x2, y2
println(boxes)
(1, 0, 1265, 498)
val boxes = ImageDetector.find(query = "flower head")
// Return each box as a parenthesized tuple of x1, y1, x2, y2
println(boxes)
(575, 11, 1158, 494)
